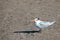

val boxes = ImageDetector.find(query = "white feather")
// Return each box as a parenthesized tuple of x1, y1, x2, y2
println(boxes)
(34, 18, 56, 28)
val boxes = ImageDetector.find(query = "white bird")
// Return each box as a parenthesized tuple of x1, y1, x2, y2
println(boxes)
(31, 18, 56, 29)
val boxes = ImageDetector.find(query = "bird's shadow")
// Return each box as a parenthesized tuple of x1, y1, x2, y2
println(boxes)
(14, 29, 41, 33)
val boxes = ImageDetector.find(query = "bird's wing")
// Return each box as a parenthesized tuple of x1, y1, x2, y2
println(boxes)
(39, 23, 48, 28)
(39, 21, 56, 28)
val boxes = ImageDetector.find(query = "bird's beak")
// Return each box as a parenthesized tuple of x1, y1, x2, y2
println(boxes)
(31, 20, 35, 22)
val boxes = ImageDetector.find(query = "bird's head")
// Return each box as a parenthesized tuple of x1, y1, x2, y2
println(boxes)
(31, 18, 40, 22)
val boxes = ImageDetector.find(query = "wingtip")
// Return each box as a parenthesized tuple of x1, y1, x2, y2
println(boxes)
(52, 21, 56, 24)
(53, 21, 56, 23)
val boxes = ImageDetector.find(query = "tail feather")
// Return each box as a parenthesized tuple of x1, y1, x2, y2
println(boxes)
(49, 21, 56, 25)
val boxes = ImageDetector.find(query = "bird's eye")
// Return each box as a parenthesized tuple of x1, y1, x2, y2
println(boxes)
(38, 18, 39, 20)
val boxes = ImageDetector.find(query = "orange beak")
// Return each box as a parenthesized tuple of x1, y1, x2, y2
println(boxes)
(31, 20, 35, 22)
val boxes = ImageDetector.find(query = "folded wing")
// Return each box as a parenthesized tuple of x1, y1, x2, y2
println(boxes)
(39, 21, 56, 28)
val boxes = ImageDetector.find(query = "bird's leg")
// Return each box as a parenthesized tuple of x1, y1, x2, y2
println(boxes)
(38, 28, 42, 32)
(35, 26, 42, 32)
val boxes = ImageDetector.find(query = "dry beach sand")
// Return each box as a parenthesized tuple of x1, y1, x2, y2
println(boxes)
(0, 0, 60, 40)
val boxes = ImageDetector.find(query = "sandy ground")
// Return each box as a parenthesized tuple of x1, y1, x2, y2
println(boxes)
(0, 0, 60, 40)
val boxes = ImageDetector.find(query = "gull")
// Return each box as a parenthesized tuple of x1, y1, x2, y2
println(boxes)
(31, 18, 56, 30)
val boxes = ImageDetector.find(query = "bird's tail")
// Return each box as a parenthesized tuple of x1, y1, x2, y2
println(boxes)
(49, 21, 56, 25)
